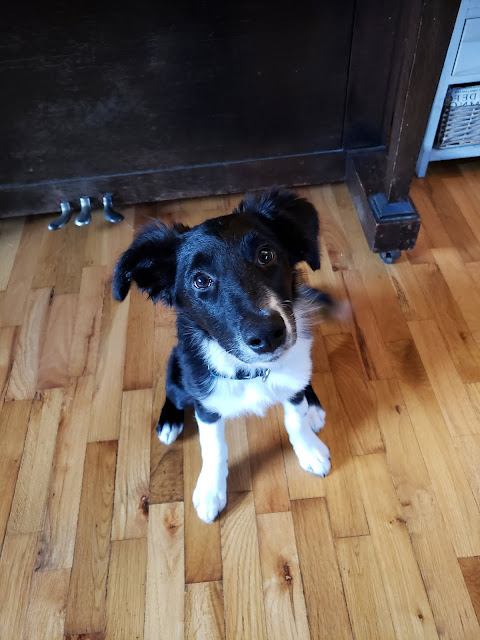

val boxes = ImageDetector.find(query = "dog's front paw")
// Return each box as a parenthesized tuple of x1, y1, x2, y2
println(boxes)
(292, 431, 331, 477)
(192, 471, 227, 524)
(156, 421, 183, 446)
(307, 403, 326, 433)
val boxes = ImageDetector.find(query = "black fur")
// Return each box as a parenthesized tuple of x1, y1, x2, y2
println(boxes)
(289, 383, 324, 408)
(113, 188, 326, 428)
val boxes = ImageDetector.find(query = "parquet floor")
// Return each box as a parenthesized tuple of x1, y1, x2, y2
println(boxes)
(0, 160, 480, 639)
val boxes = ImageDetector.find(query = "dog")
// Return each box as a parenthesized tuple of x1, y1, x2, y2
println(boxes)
(113, 188, 334, 523)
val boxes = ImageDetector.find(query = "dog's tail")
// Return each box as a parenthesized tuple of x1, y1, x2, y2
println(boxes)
(297, 284, 350, 324)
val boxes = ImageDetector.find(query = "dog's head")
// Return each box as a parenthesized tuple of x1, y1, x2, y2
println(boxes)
(113, 188, 320, 363)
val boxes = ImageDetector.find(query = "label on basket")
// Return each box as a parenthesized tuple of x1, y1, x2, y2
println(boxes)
(450, 85, 480, 107)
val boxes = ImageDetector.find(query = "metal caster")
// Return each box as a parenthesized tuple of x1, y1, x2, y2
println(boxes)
(103, 193, 124, 223)
(75, 196, 92, 226)
(380, 251, 401, 264)
(48, 200, 73, 230)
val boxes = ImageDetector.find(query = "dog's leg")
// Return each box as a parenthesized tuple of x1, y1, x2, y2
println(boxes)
(304, 384, 326, 433)
(156, 348, 186, 445)
(192, 406, 228, 524)
(157, 396, 184, 445)
(283, 391, 330, 477)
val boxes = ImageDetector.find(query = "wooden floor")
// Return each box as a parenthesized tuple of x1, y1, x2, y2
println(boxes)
(1, 161, 480, 639)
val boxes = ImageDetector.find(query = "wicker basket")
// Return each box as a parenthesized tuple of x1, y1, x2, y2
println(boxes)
(435, 85, 480, 148)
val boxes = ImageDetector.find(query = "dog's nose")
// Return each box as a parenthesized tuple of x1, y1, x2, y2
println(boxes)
(242, 313, 286, 354)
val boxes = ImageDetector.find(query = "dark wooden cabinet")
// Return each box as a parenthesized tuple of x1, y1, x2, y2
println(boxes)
(0, 0, 459, 256)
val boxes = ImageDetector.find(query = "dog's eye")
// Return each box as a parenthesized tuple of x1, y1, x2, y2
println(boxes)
(193, 273, 213, 289)
(257, 248, 276, 265)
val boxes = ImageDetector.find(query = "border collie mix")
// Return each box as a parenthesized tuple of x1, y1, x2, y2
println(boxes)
(114, 188, 333, 523)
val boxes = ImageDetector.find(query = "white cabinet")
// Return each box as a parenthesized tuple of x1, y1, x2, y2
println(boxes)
(416, 0, 480, 176)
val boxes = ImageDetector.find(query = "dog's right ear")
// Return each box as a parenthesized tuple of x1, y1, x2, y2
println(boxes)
(113, 223, 188, 306)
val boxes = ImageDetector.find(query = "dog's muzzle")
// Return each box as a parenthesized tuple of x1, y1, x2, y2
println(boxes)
(240, 311, 287, 355)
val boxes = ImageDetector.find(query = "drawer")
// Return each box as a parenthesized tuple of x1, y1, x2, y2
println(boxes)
(453, 17, 480, 76)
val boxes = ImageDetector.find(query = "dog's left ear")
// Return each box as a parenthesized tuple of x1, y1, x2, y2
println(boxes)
(237, 188, 320, 270)
(113, 222, 189, 306)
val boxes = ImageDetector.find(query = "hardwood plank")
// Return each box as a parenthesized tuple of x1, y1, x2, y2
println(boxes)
(466, 261, 480, 290)
(65, 634, 105, 640)
(410, 180, 453, 249)
(183, 411, 222, 584)
(0, 399, 32, 550)
(389, 340, 480, 557)
(68, 265, 107, 377)
(454, 433, 480, 511)
(153, 324, 177, 388)
(225, 416, 252, 493)
(154, 301, 177, 328)
(405, 224, 435, 265)
(343, 220, 412, 339)
(0, 325, 19, 403)
(150, 375, 184, 504)
(123, 286, 154, 390)
(301, 225, 350, 338)
(7, 388, 63, 534)
(311, 327, 331, 374)
(414, 262, 480, 384)
(459, 557, 480, 625)
(31, 223, 67, 289)
(0, 532, 38, 639)
(466, 382, 480, 422)
(112, 389, 151, 541)
(151, 324, 184, 502)
(433, 247, 480, 348)
(308, 185, 353, 271)
(438, 166, 480, 248)
(246, 407, 290, 514)
(38, 376, 93, 570)
(329, 182, 369, 268)
(37, 293, 78, 389)
(0, 216, 24, 290)
(0, 216, 44, 327)
(354, 454, 438, 640)
(101, 206, 135, 271)
(220, 491, 267, 640)
(409, 319, 478, 436)
(329, 182, 411, 343)
(337, 536, 396, 640)
(185, 582, 225, 640)
(105, 538, 147, 640)
(279, 372, 368, 532)
(55, 220, 88, 294)
(291, 497, 352, 640)
(22, 568, 70, 640)
(7, 287, 52, 400)
(313, 373, 369, 537)
(84, 205, 106, 267)
(256, 511, 311, 640)
(387, 256, 431, 321)
(325, 333, 384, 455)
(64, 441, 117, 636)
(342, 270, 395, 379)
(362, 259, 412, 343)
(424, 173, 480, 262)
(89, 283, 130, 441)
(308, 257, 350, 337)
(145, 502, 184, 640)
(278, 402, 326, 501)
(371, 379, 480, 638)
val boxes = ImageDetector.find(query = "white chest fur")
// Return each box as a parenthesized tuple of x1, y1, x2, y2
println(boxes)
(201, 326, 313, 419)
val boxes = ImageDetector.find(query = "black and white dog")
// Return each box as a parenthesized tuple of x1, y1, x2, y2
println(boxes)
(113, 188, 334, 523)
